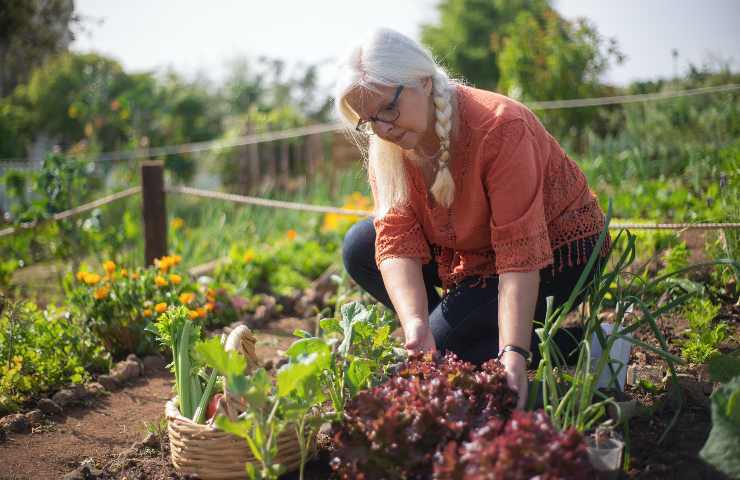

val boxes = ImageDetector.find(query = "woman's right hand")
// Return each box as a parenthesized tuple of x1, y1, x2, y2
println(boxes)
(403, 319, 437, 355)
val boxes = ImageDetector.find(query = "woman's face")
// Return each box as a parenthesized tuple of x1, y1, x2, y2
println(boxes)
(345, 78, 434, 150)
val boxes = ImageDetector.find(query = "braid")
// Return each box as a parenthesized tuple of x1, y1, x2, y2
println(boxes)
(429, 71, 455, 207)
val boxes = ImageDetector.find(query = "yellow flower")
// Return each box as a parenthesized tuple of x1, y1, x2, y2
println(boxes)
(143, 309, 152, 318)
(120, 268, 128, 278)
(172, 254, 182, 265)
(83, 273, 102, 285)
(103, 260, 116, 274)
(171, 217, 185, 230)
(94, 286, 110, 300)
(76, 271, 87, 282)
(155, 275, 168, 287)
(243, 250, 255, 263)
(155, 302, 168, 314)
(286, 229, 297, 241)
(188, 309, 200, 320)
(179, 292, 195, 304)
(156, 256, 173, 272)
(169, 274, 182, 285)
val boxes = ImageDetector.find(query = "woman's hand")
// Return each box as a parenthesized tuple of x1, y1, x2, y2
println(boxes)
(500, 350, 529, 409)
(403, 318, 437, 355)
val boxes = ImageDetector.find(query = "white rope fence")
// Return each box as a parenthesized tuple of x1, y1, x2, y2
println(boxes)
(0, 186, 141, 238)
(1, 83, 737, 167)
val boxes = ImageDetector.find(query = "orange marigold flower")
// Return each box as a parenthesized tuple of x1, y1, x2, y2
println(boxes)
(196, 307, 207, 318)
(155, 302, 168, 314)
(120, 268, 128, 278)
(103, 260, 116, 274)
(243, 250, 256, 263)
(286, 229, 297, 241)
(188, 309, 200, 320)
(143, 309, 152, 318)
(179, 292, 195, 304)
(94, 286, 110, 300)
(155, 275, 168, 287)
(130, 272, 140, 280)
(156, 256, 173, 272)
(83, 273, 102, 285)
(205, 302, 215, 312)
(169, 274, 182, 285)
(76, 271, 87, 282)
(172, 254, 182, 265)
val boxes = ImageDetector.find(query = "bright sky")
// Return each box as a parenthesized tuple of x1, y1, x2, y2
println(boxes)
(71, 0, 740, 91)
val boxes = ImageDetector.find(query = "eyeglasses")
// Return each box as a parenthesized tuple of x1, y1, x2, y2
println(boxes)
(355, 85, 404, 135)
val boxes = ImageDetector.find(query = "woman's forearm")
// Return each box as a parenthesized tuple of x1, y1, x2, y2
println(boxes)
(378, 257, 428, 327)
(497, 270, 540, 353)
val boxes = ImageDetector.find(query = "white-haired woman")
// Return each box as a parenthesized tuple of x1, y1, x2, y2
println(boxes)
(335, 28, 612, 409)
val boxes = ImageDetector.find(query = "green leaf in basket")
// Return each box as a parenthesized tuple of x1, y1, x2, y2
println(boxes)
(195, 336, 247, 377)
(244, 368, 272, 411)
(215, 415, 251, 440)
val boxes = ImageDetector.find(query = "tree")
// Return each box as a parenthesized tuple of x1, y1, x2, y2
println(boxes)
(421, 0, 624, 152)
(421, 0, 550, 90)
(0, 0, 78, 98)
(497, 9, 624, 151)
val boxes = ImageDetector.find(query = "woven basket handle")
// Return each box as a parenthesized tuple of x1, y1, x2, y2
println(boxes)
(215, 324, 261, 422)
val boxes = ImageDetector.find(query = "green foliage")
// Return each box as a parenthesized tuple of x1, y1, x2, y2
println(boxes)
(0, 298, 110, 414)
(421, 0, 551, 90)
(151, 305, 203, 419)
(700, 375, 740, 478)
(0, 0, 77, 98)
(680, 297, 726, 364)
(217, 236, 337, 299)
(65, 254, 209, 359)
(708, 353, 740, 384)
(194, 301, 402, 479)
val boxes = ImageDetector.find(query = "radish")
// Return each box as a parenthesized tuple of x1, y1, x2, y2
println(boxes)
(206, 393, 223, 419)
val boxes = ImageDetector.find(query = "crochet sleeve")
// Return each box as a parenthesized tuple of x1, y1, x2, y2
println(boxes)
(484, 119, 554, 273)
(368, 167, 431, 267)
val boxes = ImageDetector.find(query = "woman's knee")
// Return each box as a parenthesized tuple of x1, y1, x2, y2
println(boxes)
(342, 218, 376, 277)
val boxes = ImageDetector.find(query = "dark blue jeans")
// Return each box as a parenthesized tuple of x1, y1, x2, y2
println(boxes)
(342, 218, 608, 367)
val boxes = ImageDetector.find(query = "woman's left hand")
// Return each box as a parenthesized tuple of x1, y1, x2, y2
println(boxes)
(499, 351, 529, 409)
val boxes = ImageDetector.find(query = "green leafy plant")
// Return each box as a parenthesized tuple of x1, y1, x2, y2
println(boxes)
(530, 201, 685, 441)
(0, 297, 110, 414)
(150, 305, 204, 419)
(699, 375, 740, 478)
(680, 297, 726, 364)
(66, 254, 211, 359)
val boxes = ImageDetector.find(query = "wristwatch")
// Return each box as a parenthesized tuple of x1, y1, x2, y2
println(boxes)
(497, 344, 532, 367)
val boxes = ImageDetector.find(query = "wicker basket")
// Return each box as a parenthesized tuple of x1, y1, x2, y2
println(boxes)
(165, 325, 316, 479)
(165, 399, 312, 479)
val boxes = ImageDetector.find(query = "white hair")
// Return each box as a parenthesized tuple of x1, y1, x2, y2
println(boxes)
(332, 27, 458, 216)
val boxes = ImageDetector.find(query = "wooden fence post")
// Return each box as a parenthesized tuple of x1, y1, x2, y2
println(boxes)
(141, 161, 167, 266)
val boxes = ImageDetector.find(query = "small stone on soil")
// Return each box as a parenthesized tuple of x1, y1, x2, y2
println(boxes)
(0, 413, 31, 433)
(96, 374, 119, 391)
(37, 398, 63, 415)
(24, 409, 44, 425)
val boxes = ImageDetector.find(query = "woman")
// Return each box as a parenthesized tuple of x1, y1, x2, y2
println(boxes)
(334, 28, 612, 408)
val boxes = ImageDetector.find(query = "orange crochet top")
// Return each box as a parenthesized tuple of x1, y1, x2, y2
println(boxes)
(370, 84, 612, 291)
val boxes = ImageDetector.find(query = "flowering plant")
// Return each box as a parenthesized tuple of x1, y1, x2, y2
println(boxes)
(65, 254, 212, 358)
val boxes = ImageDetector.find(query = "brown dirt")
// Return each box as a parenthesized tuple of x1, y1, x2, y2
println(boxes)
(0, 363, 175, 479)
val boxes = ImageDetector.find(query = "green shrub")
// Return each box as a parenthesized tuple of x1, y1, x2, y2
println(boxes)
(0, 299, 110, 414)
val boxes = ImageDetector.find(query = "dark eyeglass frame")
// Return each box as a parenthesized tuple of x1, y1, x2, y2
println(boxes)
(355, 85, 404, 134)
